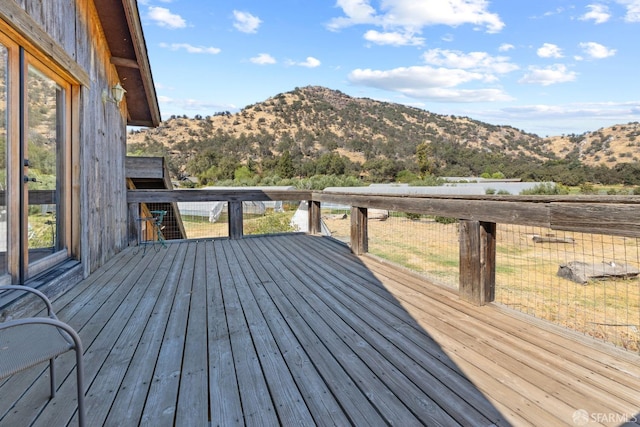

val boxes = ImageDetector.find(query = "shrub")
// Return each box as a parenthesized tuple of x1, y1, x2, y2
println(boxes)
(520, 183, 569, 195)
(434, 216, 458, 225)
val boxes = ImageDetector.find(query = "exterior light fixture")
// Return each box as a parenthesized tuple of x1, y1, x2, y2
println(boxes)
(102, 82, 126, 107)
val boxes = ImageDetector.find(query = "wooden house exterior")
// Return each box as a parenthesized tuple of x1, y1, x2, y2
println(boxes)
(0, 1, 159, 288)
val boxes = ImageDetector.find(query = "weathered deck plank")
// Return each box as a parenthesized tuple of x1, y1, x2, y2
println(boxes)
(206, 242, 244, 426)
(273, 234, 505, 425)
(1, 234, 639, 427)
(176, 242, 209, 426)
(140, 243, 197, 426)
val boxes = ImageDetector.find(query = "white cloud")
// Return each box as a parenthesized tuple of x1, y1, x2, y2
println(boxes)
(422, 48, 519, 74)
(580, 4, 611, 23)
(148, 6, 186, 29)
(326, 0, 379, 30)
(158, 95, 238, 116)
(233, 10, 262, 33)
(537, 43, 563, 58)
(502, 101, 640, 120)
(348, 65, 512, 102)
(519, 64, 577, 85)
(328, 0, 504, 33)
(159, 43, 221, 54)
(579, 42, 616, 59)
(498, 43, 514, 52)
(475, 101, 640, 135)
(296, 57, 321, 68)
(616, 0, 640, 22)
(363, 30, 424, 46)
(250, 53, 276, 65)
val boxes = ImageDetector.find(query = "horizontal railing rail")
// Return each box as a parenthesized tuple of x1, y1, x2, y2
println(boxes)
(313, 192, 640, 238)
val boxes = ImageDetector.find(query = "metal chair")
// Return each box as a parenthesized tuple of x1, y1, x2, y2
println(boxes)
(0, 285, 85, 427)
(135, 209, 167, 254)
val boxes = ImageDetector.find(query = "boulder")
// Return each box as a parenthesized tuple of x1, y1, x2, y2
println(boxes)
(557, 261, 640, 284)
(368, 209, 389, 221)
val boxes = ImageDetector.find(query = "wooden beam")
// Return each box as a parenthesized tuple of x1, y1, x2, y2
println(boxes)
(313, 193, 551, 228)
(127, 189, 313, 203)
(111, 56, 139, 69)
(459, 220, 496, 306)
(551, 203, 640, 238)
(308, 201, 321, 234)
(228, 201, 243, 239)
(350, 207, 368, 255)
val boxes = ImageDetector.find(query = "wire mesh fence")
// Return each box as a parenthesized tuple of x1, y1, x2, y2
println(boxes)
(323, 210, 460, 288)
(495, 224, 640, 353)
(141, 201, 302, 242)
(324, 209, 640, 352)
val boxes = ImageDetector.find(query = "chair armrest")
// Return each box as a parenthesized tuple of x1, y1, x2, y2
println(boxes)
(0, 285, 56, 318)
(0, 317, 81, 347)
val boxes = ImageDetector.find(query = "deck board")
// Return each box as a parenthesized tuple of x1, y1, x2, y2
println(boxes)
(1, 234, 639, 427)
(273, 235, 502, 425)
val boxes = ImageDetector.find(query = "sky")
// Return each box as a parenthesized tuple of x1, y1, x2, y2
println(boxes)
(137, 0, 640, 137)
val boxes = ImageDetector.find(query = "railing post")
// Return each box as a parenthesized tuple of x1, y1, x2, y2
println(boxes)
(128, 202, 140, 246)
(459, 220, 496, 305)
(350, 206, 368, 255)
(308, 200, 321, 234)
(228, 201, 243, 239)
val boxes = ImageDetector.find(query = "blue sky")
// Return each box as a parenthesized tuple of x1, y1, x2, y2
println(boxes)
(137, 0, 640, 137)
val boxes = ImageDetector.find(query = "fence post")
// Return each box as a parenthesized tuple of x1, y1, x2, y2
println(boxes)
(228, 201, 243, 239)
(350, 206, 368, 255)
(459, 220, 496, 305)
(308, 201, 321, 234)
(128, 202, 140, 246)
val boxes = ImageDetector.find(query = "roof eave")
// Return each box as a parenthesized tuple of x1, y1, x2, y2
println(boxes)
(94, 0, 161, 127)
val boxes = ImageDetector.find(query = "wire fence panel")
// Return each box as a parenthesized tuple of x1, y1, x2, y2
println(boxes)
(495, 224, 640, 352)
(326, 211, 640, 352)
(324, 210, 460, 289)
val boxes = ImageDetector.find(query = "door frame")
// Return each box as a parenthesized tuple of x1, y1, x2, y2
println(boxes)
(0, 26, 79, 284)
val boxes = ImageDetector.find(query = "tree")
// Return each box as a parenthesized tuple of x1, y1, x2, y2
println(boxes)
(416, 142, 435, 178)
(276, 151, 295, 178)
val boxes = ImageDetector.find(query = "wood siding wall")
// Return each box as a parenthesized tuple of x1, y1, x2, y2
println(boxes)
(14, 0, 130, 276)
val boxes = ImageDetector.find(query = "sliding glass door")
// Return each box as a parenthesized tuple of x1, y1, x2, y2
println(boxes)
(25, 65, 66, 270)
(0, 33, 71, 284)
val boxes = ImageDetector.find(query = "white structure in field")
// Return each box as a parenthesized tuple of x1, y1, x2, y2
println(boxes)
(290, 201, 332, 236)
(177, 186, 290, 222)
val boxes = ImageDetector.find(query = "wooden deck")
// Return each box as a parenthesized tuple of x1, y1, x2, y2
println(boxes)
(1, 234, 639, 426)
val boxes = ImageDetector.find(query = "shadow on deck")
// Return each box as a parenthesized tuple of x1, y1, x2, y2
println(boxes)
(1, 234, 639, 426)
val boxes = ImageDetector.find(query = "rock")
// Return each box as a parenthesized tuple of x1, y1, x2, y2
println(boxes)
(368, 209, 389, 221)
(557, 261, 640, 284)
(324, 213, 347, 220)
(532, 235, 575, 244)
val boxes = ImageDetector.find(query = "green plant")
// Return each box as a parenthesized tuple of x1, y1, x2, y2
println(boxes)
(520, 182, 569, 195)
(244, 212, 295, 235)
(434, 216, 457, 225)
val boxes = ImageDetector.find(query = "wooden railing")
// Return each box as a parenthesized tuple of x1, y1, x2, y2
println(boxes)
(127, 188, 314, 242)
(316, 192, 640, 305)
(128, 189, 640, 307)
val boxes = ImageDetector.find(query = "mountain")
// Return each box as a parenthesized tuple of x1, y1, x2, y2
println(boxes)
(545, 124, 640, 166)
(127, 86, 640, 182)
